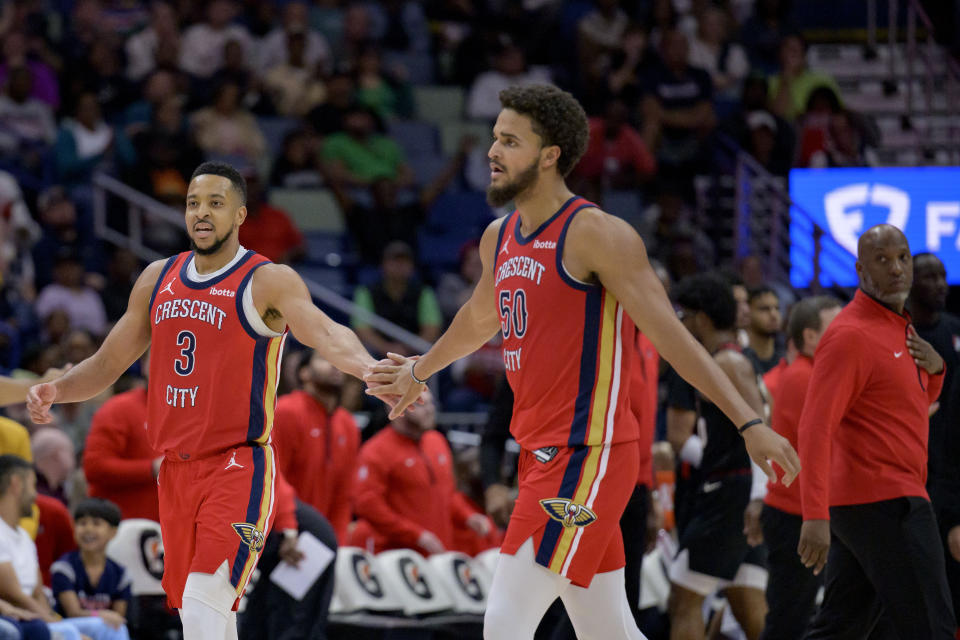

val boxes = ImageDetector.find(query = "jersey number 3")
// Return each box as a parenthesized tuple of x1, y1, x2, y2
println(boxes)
(175, 330, 196, 376)
(499, 289, 528, 339)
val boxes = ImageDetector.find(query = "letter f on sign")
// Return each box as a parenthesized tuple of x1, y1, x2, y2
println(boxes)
(926, 202, 960, 251)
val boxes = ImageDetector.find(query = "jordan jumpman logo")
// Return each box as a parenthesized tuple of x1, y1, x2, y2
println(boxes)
(499, 236, 511, 256)
(224, 451, 244, 470)
(160, 278, 176, 296)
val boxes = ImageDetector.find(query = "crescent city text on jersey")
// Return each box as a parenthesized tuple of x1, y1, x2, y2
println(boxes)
(495, 255, 547, 287)
(153, 298, 228, 330)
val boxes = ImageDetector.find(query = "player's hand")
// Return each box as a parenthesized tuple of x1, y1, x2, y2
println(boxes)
(466, 513, 492, 537)
(907, 327, 944, 375)
(742, 424, 800, 486)
(743, 498, 764, 546)
(948, 526, 960, 562)
(364, 353, 426, 420)
(97, 610, 126, 629)
(798, 519, 830, 575)
(417, 530, 445, 554)
(26, 381, 58, 424)
(279, 533, 305, 567)
(484, 483, 515, 528)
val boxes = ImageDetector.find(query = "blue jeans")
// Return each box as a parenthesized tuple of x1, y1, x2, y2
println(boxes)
(0, 618, 49, 640)
(49, 618, 130, 640)
(0, 618, 20, 640)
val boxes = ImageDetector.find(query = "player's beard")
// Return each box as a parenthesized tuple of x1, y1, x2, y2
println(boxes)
(191, 225, 235, 256)
(487, 158, 540, 207)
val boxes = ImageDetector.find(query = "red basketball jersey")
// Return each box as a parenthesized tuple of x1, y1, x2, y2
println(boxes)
(493, 196, 639, 450)
(147, 249, 287, 460)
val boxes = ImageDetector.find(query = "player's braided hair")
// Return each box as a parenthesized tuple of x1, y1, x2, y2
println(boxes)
(498, 85, 589, 177)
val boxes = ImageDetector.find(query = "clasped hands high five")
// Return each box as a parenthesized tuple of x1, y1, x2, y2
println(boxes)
(364, 352, 428, 419)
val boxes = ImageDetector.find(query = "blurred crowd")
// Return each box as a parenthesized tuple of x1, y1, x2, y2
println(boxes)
(0, 0, 905, 418)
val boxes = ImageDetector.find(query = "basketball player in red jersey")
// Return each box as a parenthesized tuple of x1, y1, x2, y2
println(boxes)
(367, 85, 801, 639)
(25, 162, 384, 640)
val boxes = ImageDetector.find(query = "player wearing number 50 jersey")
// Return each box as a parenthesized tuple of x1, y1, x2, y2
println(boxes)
(367, 85, 801, 640)
(27, 162, 383, 640)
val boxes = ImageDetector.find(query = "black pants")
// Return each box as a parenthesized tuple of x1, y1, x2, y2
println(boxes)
(805, 497, 956, 640)
(760, 504, 822, 640)
(932, 499, 960, 631)
(239, 500, 338, 640)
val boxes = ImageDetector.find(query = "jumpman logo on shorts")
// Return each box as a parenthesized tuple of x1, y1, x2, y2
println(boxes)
(160, 277, 176, 296)
(500, 236, 511, 256)
(224, 451, 244, 470)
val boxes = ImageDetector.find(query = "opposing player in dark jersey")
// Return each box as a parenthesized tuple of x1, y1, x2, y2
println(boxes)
(366, 85, 800, 639)
(666, 274, 768, 640)
(27, 162, 383, 640)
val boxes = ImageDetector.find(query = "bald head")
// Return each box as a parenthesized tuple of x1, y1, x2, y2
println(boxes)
(857, 224, 908, 260)
(31, 428, 75, 488)
(855, 224, 912, 312)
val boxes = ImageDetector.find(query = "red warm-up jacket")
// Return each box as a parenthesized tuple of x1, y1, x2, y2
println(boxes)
(799, 291, 944, 521)
(765, 354, 813, 516)
(271, 391, 359, 542)
(83, 388, 160, 521)
(352, 427, 475, 555)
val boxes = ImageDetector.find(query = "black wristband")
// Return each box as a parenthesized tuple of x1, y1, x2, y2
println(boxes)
(738, 418, 763, 434)
(410, 360, 428, 385)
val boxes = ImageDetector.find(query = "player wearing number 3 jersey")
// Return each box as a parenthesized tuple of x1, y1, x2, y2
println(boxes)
(366, 85, 802, 639)
(27, 162, 383, 640)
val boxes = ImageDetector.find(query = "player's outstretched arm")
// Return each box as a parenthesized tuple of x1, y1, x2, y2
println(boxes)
(567, 210, 800, 485)
(26, 260, 163, 424)
(251, 263, 378, 380)
(365, 218, 505, 418)
(0, 376, 37, 407)
(0, 366, 68, 407)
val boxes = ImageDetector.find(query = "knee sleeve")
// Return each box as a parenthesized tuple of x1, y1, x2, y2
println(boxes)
(182, 561, 238, 612)
(181, 562, 238, 640)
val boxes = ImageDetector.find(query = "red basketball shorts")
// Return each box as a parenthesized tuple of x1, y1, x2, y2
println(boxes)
(157, 444, 276, 609)
(500, 440, 639, 588)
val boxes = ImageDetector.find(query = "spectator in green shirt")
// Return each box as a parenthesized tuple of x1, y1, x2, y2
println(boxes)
(351, 241, 441, 356)
(769, 34, 842, 122)
(320, 105, 414, 187)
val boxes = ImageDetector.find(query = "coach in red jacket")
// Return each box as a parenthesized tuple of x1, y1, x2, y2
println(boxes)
(759, 295, 840, 640)
(351, 389, 491, 556)
(83, 383, 160, 522)
(271, 351, 360, 543)
(798, 224, 955, 639)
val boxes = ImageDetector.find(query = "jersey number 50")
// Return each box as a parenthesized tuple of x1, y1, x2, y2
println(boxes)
(175, 330, 196, 376)
(499, 289, 528, 339)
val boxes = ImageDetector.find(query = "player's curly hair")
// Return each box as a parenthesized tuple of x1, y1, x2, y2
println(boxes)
(674, 272, 737, 331)
(499, 85, 589, 177)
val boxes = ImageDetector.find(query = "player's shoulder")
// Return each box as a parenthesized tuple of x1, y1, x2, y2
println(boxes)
(249, 260, 301, 287)
(566, 204, 635, 244)
(138, 258, 174, 285)
(714, 348, 753, 376)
